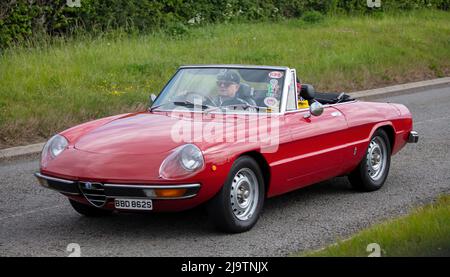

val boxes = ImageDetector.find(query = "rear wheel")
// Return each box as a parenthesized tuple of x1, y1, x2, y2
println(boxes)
(69, 199, 113, 217)
(206, 156, 265, 233)
(348, 129, 391, 192)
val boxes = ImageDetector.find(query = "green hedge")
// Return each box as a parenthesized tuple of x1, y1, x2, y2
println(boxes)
(1, 0, 449, 48)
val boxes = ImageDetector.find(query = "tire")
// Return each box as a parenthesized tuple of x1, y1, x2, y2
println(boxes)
(348, 129, 391, 192)
(69, 199, 113, 217)
(206, 156, 265, 233)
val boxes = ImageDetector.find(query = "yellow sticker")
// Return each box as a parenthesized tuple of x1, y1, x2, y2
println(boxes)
(298, 100, 309, 109)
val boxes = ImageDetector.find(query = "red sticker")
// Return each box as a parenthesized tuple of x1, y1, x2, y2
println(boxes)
(268, 71, 283, 79)
(263, 96, 279, 107)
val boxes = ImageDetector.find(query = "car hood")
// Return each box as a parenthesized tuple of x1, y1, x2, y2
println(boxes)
(73, 111, 281, 155)
(74, 112, 190, 154)
(74, 111, 266, 154)
(48, 111, 283, 181)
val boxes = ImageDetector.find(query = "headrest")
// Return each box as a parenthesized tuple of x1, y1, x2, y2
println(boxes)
(236, 83, 252, 99)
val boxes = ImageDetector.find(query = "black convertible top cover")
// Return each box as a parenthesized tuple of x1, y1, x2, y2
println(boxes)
(314, 92, 354, 105)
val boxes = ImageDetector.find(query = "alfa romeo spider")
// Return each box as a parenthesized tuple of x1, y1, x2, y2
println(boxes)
(35, 65, 418, 233)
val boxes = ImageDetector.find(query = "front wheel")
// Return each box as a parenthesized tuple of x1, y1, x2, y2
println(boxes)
(206, 156, 265, 233)
(348, 129, 391, 192)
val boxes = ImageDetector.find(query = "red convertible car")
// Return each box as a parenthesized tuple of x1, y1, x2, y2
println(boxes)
(35, 65, 418, 233)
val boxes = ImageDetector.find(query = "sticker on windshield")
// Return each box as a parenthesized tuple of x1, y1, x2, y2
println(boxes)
(269, 79, 278, 86)
(264, 97, 279, 108)
(268, 71, 283, 79)
(266, 84, 273, 96)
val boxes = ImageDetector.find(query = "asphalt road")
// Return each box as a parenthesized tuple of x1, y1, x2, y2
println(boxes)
(1, 87, 449, 257)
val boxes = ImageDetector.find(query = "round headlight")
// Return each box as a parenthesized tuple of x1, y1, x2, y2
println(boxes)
(159, 144, 204, 179)
(49, 135, 69, 158)
(41, 135, 68, 165)
(180, 144, 204, 171)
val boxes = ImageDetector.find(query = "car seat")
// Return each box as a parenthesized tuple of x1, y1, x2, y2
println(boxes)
(236, 83, 257, 106)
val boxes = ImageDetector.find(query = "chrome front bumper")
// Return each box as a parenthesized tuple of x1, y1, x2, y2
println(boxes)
(34, 172, 201, 200)
(407, 131, 419, 143)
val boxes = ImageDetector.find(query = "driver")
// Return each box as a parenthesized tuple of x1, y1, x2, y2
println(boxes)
(214, 70, 249, 106)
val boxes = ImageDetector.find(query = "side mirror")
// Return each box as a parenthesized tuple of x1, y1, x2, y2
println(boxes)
(300, 84, 315, 100)
(150, 94, 157, 102)
(309, 101, 324, 117)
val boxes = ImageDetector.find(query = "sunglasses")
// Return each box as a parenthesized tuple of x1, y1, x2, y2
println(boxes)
(217, 81, 237, 87)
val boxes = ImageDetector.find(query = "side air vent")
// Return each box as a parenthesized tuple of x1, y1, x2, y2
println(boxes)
(78, 181, 106, 207)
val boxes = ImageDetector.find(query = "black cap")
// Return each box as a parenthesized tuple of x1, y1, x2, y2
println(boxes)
(217, 70, 240, 84)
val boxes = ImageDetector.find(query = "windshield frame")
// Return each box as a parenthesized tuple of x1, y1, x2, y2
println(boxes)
(150, 65, 290, 115)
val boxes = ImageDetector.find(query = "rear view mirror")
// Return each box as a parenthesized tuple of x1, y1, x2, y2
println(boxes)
(300, 84, 315, 100)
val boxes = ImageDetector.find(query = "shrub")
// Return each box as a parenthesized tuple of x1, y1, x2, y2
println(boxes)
(1, 0, 448, 49)
(302, 10, 324, 23)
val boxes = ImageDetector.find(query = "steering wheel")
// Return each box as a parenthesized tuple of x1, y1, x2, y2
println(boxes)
(183, 91, 217, 107)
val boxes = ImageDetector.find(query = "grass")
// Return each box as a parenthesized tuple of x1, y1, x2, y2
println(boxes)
(0, 10, 449, 148)
(297, 195, 450, 257)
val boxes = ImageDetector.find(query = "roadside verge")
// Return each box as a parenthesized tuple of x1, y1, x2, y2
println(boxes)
(348, 77, 450, 100)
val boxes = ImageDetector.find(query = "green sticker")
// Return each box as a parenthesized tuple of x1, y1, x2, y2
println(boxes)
(267, 84, 273, 97)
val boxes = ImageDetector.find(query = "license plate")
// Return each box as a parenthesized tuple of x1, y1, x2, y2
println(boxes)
(114, 198, 153, 210)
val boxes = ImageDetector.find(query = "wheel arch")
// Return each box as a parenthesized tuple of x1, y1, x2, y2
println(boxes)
(377, 124, 395, 154)
(237, 151, 271, 197)
(348, 123, 394, 191)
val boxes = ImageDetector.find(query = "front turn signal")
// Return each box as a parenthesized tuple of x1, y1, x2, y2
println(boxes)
(155, 188, 188, 198)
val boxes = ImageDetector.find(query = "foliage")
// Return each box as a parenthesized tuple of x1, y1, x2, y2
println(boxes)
(302, 10, 325, 23)
(1, 0, 449, 48)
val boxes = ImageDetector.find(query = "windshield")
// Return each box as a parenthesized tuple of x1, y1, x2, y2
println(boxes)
(152, 67, 286, 113)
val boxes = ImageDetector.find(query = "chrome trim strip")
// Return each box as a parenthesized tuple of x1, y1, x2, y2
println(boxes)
(282, 69, 299, 112)
(279, 68, 290, 113)
(283, 99, 358, 114)
(107, 194, 197, 200)
(79, 188, 104, 191)
(57, 191, 80, 196)
(151, 109, 283, 115)
(322, 99, 357, 108)
(34, 173, 201, 199)
(90, 200, 105, 203)
(34, 173, 200, 189)
(83, 193, 106, 197)
(103, 183, 201, 189)
(34, 174, 80, 196)
(179, 64, 289, 71)
(34, 172, 75, 184)
(292, 69, 299, 109)
(284, 107, 310, 114)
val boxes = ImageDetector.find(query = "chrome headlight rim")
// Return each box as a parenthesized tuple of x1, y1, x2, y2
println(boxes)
(159, 144, 205, 179)
(42, 134, 69, 160)
(179, 144, 204, 172)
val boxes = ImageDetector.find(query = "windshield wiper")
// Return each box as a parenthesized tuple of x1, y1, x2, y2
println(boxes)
(148, 102, 172, 112)
(149, 100, 214, 112)
(207, 103, 267, 114)
(174, 100, 214, 110)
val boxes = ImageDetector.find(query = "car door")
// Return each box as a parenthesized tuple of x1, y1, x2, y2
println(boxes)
(280, 70, 349, 193)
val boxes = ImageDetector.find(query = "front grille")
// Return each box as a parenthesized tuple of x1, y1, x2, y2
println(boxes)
(78, 181, 106, 207)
